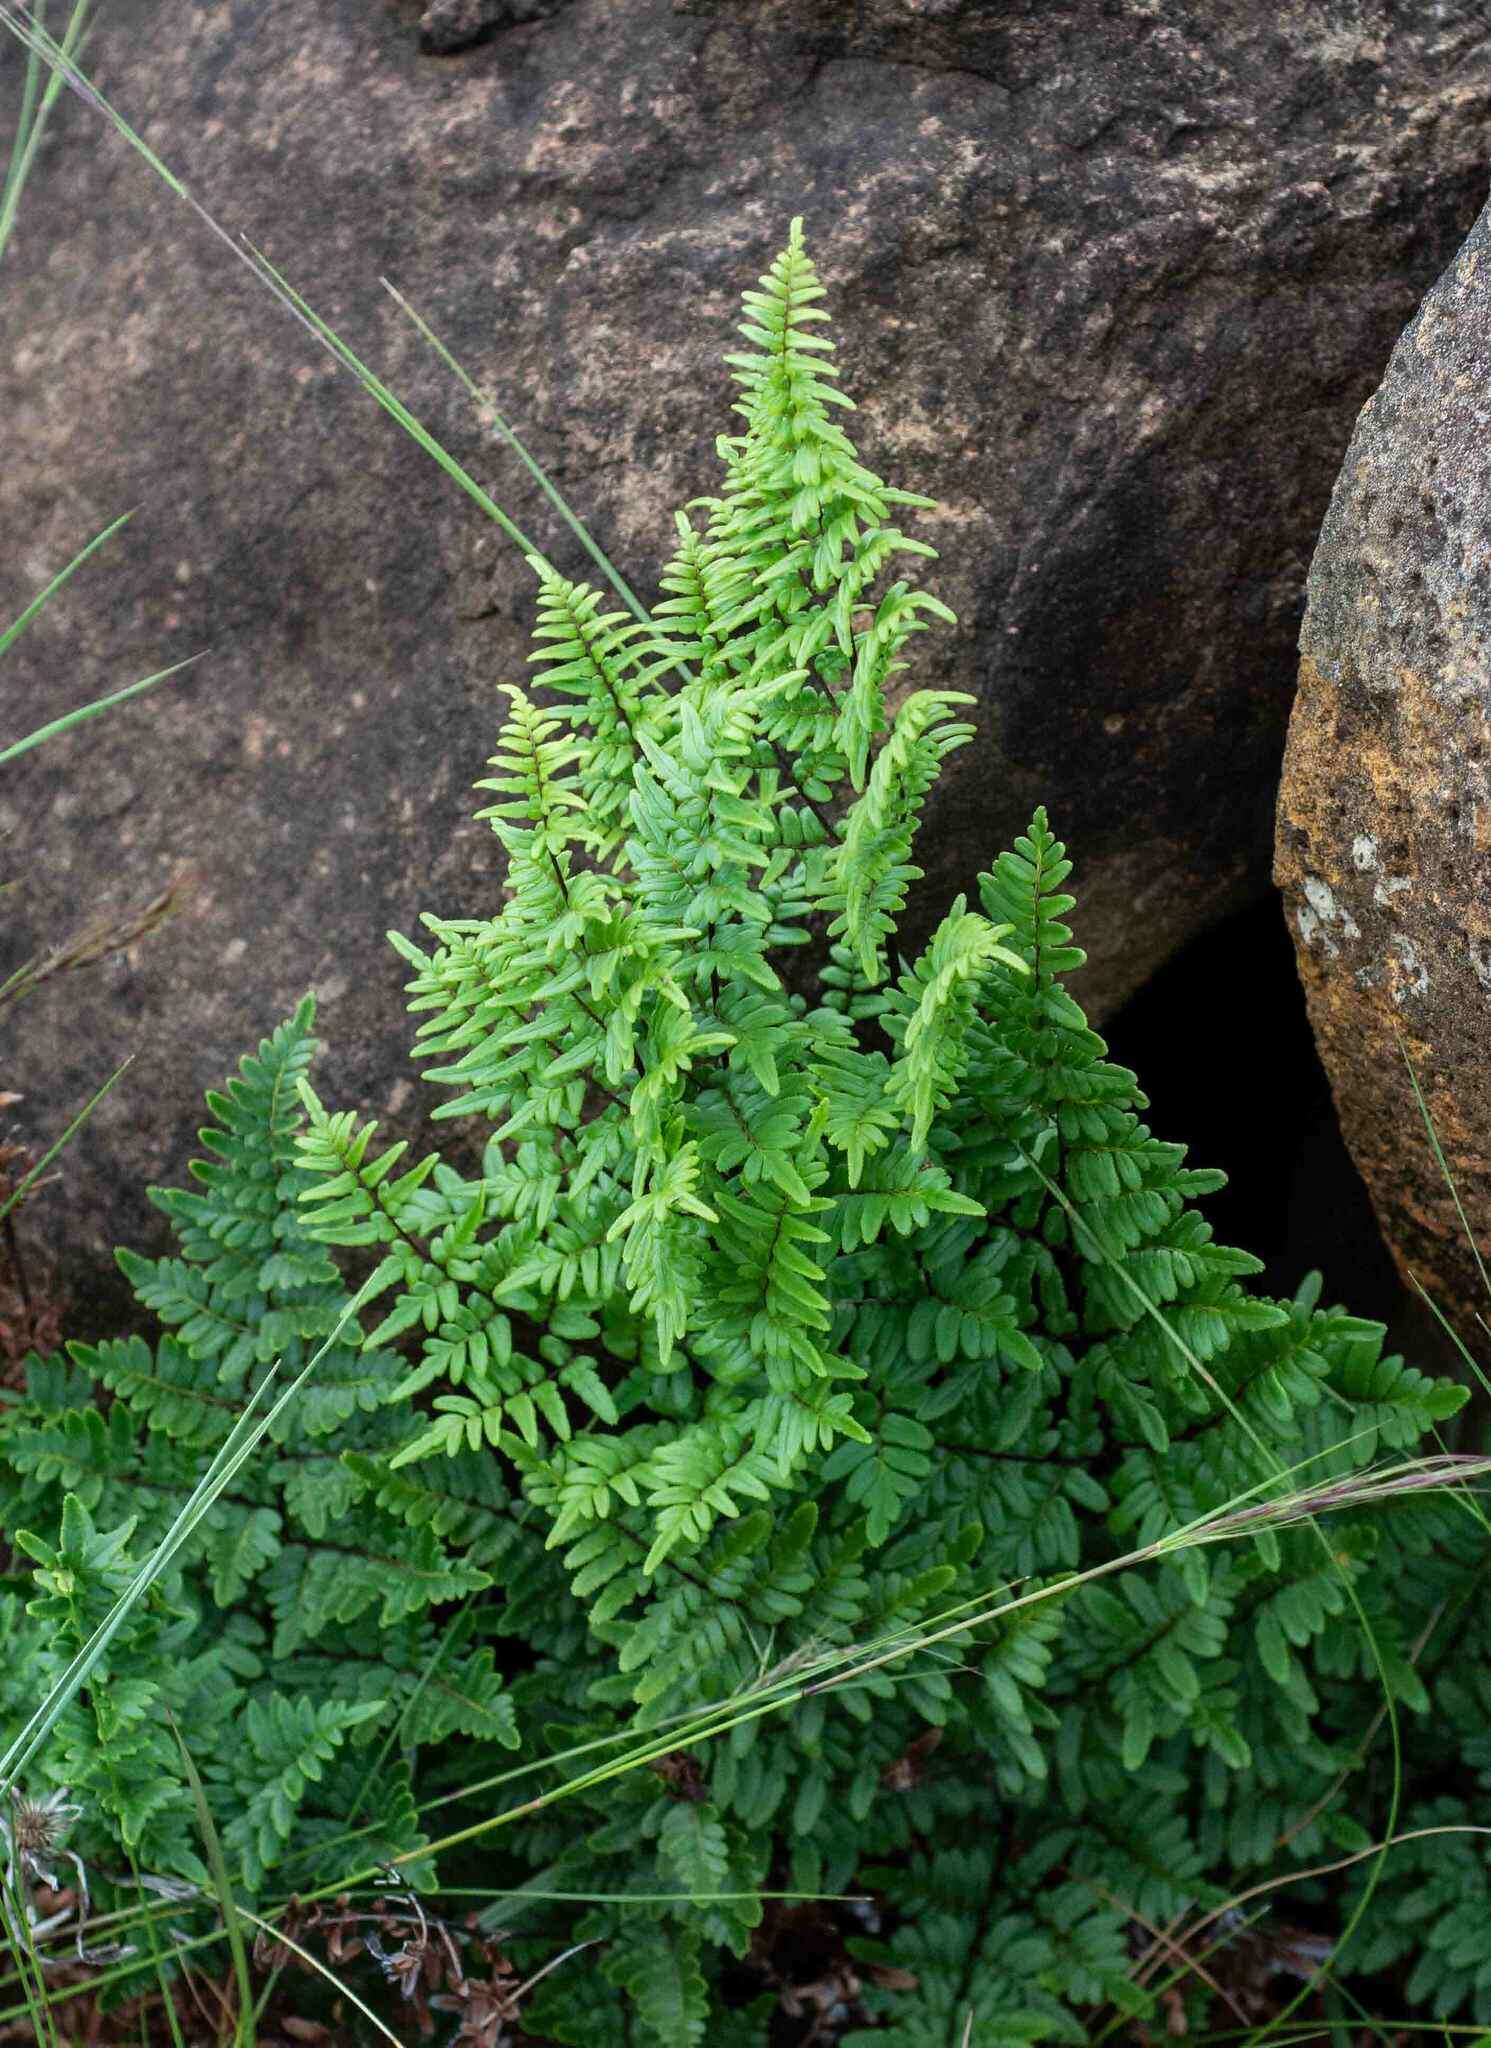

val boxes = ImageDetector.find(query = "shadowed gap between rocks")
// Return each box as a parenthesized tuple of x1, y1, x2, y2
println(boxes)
(1102, 893, 1399, 1317)
(1104, 890, 1481, 1414)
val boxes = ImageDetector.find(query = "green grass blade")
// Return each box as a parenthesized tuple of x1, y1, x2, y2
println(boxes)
(0, 0, 91, 270)
(118, 1845, 188, 2048)
(170, 1714, 254, 2048)
(0, 1858, 61, 2048)
(1409, 1267, 1491, 1407)
(0, 0, 45, 253)
(0, 5, 197, 209)
(0, 1057, 131, 1227)
(0, 652, 201, 766)
(342, 1598, 474, 1831)
(0, 15, 558, 581)
(236, 1911, 404, 2048)
(1398, 1027, 1491, 1344)
(0, 509, 133, 661)
(243, 241, 546, 561)
(2, 650, 197, 764)
(0, 1273, 381, 1788)
(383, 280, 649, 620)
(1400, 1029, 1491, 1299)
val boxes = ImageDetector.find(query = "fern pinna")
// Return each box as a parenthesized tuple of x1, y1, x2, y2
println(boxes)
(4, 221, 1488, 2040)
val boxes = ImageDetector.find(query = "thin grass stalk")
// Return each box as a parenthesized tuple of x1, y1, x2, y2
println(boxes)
(0, 1911, 233, 2030)
(120, 1843, 188, 2048)
(1195, 2030, 1491, 2044)
(0, 9, 560, 578)
(278, 1447, 1490, 1912)
(382, 283, 651, 621)
(1185, 1822, 1491, 1966)
(0, 655, 200, 768)
(1017, 1141, 1425, 2037)
(0, 0, 44, 235)
(171, 1718, 253, 2048)
(0, 0, 90, 268)
(1399, 1031, 1491, 1311)
(0, 1276, 380, 1788)
(237, 1909, 405, 2048)
(341, 1599, 476, 1833)
(265, 1432, 1485, 1899)
(0, 1060, 130, 1228)
(0, 1860, 59, 2048)
(0, 510, 132, 663)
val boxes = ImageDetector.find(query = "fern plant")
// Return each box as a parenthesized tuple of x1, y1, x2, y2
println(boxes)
(0, 1001, 521, 1913)
(4, 221, 1488, 2042)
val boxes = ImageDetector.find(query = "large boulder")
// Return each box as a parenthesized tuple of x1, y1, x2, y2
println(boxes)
(1277, 192, 1491, 1350)
(4, 0, 1490, 1305)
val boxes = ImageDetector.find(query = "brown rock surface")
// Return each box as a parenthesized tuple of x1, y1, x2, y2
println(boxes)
(1277, 193, 1491, 1348)
(4, 0, 1491, 1310)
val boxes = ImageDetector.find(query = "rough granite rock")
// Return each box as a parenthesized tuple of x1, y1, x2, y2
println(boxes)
(1277, 193, 1491, 1350)
(3, 0, 1490, 1309)
(419, 0, 567, 57)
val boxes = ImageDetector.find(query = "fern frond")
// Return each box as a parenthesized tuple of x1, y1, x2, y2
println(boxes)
(884, 901, 1027, 1149)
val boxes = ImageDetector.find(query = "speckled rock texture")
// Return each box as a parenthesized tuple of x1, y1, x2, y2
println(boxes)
(4, 0, 1491, 1307)
(1277, 194, 1491, 1347)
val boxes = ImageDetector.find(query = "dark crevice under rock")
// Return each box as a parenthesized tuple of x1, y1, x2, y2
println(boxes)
(1103, 894, 1400, 1319)
(1105, 891, 1475, 1404)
